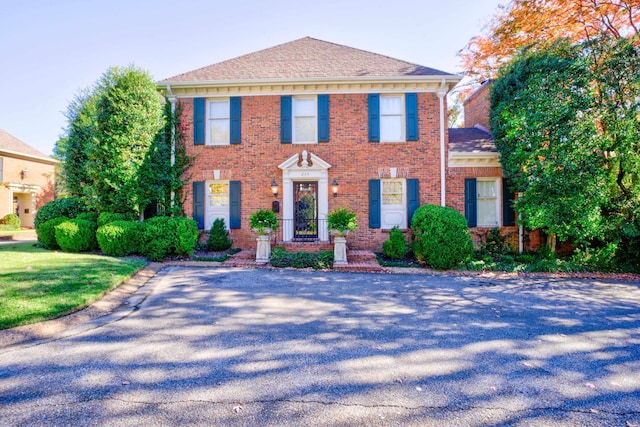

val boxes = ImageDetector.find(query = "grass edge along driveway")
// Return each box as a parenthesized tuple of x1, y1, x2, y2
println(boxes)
(0, 242, 146, 330)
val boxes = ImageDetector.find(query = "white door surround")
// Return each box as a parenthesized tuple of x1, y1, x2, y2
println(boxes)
(278, 150, 331, 242)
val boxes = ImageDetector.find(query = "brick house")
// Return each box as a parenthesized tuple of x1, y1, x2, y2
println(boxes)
(0, 129, 56, 228)
(158, 37, 524, 251)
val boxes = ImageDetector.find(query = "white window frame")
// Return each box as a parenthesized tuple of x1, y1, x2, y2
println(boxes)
(380, 178, 407, 230)
(293, 96, 317, 144)
(380, 94, 405, 142)
(0, 157, 3, 182)
(206, 98, 230, 146)
(206, 180, 230, 230)
(476, 178, 501, 228)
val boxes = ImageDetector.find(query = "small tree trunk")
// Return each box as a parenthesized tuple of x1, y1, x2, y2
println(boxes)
(547, 232, 557, 253)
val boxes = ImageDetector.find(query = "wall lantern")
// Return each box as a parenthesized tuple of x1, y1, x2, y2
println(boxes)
(271, 180, 279, 197)
(332, 179, 339, 197)
(21, 168, 29, 179)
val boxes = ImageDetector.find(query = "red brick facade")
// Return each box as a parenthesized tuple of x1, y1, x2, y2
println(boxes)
(463, 80, 491, 131)
(180, 93, 447, 250)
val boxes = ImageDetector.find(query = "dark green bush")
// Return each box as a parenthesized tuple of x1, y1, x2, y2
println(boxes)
(97, 212, 137, 227)
(140, 216, 198, 261)
(34, 197, 87, 229)
(37, 217, 70, 249)
(76, 212, 98, 223)
(1, 213, 21, 230)
(207, 218, 232, 251)
(54, 219, 98, 253)
(96, 220, 143, 256)
(382, 226, 408, 260)
(270, 248, 334, 269)
(411, 204, 474, 270)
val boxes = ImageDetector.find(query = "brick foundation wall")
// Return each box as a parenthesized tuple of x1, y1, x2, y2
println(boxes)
(180, 93, 446, 251)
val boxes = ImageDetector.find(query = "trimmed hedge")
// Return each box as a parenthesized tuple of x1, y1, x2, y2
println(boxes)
(140, 216, 198, 261)
(34, 197, 87, 229)
(54, 219, 98, 253)
(1, 213, 21, 230)
(96, 220, 143, 257)
(37, 217, 70, 249)
(98, 212, 137, 227)
(411, 204, 474, 270)
(207, 218, 232, 251)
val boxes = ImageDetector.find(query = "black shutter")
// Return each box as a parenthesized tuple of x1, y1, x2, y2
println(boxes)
(369, 179, 381, 228)
(464, 178, 477, 227)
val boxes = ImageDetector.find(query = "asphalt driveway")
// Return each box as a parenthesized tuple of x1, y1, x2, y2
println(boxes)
(1, 267, 639, 426)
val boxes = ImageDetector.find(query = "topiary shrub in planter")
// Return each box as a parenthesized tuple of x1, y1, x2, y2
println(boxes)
(383, 226, 408, 260)
(34, 197, 87, 230)
(97, 212, 137, 227)
(140, 216, 199, 262)
(249, 209, 278, 235)
(96, 220, 143, 257)
(327, 207, 358, 236)
(411, 204, 474, 270)
(54, 219, 98, 253)
(37, 216, 70, 249)
(207, 218, 232, 251)
(1, 213, 21, 230)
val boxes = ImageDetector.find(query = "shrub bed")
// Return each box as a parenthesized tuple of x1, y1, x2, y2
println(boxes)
(37, 217, 70, 249)
(269, 248, 334, 269)
(97, 212, 137, 227)
(1, 213, 21, 230)
(34, 197, 87, 229)
(140, 216, 198, 261)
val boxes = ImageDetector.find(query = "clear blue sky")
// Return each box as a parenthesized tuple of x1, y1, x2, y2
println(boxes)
(0, 0, 503, 156)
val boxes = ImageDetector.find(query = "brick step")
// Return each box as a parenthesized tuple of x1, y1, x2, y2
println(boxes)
(333, 261, 384, 273)
(347, 250, 378, 263)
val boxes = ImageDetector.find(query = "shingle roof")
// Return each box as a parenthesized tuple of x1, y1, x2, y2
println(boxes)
(448, 127, 496, 153)
(0, 129, 50, 159)
(162, 37, 454, 83)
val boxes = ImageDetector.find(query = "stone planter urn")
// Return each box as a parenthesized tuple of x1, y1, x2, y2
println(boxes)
(333, 236, 348, 266)
(255, 232, 272, 264)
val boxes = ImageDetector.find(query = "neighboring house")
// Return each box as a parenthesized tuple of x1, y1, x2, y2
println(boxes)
(0, 130, 57, 228)
(158, 37, 529, 251)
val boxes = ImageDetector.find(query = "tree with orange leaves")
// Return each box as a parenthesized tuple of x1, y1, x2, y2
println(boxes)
(461, 0, 639, 82)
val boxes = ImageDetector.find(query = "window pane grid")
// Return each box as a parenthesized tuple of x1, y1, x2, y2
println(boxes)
(209, 183, 229, 207)
(293, 97, 317, 143)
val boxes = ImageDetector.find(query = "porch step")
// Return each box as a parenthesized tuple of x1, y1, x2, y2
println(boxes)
(347, 250, 379, 263)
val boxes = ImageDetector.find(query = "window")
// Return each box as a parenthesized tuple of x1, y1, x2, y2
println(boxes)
(207, 99, 230, 145)
(293, 97, 317, 144)
(476, 179, 499, 227)
(465, 178, 507, 228)
(380, 95, 404, 142)
(381, 178, 407, 229)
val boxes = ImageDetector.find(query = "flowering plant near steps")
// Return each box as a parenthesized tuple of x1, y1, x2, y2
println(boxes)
(327, 207, 358, 235)
(249, 209, 278, 234)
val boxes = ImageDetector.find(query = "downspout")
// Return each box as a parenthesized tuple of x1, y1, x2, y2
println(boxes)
(167, 85, 177, 208)
(518, 192, 523, 253)
(437, 80, 448, 206)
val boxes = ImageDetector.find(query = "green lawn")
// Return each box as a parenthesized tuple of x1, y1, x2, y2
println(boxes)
(0, 242, 146, 330)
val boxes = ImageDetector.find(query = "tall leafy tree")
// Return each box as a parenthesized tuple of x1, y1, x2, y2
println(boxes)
(87, 66, 165, 215)
(491, 37, 640, 258)
(461, 0, 639, 82)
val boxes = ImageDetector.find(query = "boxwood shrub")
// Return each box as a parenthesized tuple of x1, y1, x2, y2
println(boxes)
(140, 216, 198, 261)
(96, 220, 143, 257)
(34, 197, 87, 229)
(1, 213, 21, 230)
(207, 218, 232, 251)
(97, 212, 137, 227)
(37, 216, 70, 249)
(54, 219, 98, 253)
(269, 248, 334, 269)
(411, 204, 474, 270)
(382, 226, 408, 260)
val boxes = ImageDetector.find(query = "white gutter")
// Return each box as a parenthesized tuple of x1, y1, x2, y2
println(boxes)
(437, 80, 448, 207)
(0, 149, 59, 165)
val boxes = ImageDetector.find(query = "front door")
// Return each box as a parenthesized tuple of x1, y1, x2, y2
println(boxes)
(294, 181, 318, 239)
